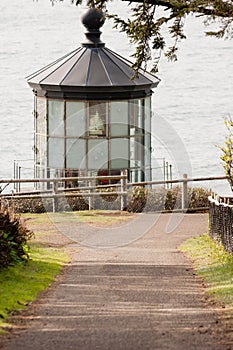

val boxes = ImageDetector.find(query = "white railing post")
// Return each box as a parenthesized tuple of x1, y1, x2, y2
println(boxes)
(120, 169, 127, 211)
(52, 179, 58, 213)
(89, 180, 93, 210)
(182, 173, 188, 211)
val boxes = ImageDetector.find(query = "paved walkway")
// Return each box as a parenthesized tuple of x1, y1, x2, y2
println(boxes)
(1, 213, 232, 350)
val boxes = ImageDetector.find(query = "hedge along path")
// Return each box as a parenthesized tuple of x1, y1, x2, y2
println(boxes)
(0, 211, 74, 333)
(1, 185, 211, 214)
(0, 208, 34, 268)
(1, 212, 233, 350)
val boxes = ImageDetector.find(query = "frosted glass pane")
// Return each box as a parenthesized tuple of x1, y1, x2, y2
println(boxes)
(66, 139, 86, 169)
(88, 139, 108, 170)
(144, 97, 151, 134)
(145, 133, 151, 168)
(48, 138, 64, 168)
(129, 100, 138, 130)
(145, 168, 151, 181)
(36, 135, 47, 166)
(130, 136, 143, 167)
(111, 124, 129, 137)
(138, 99, 143, 130)
(66, 102, 86, 137)
(36, 97, 46, 135)
(110, 138, 129, 169)
(48, 100, 64, 136)
(110, 101, 128, 136)
(88, 102, 107, 137)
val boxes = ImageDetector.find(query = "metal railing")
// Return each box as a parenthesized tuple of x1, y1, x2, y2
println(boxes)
(0, 172, 228, 213)
(0, 171, 128, 213)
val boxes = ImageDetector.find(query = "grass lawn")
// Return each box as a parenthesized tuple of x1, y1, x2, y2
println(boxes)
(0, 245, 69, 333)
(22, 210, 133, 226)
(180, 233, 233, 306)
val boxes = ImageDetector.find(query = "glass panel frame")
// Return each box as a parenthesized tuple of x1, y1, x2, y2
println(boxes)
(66, 138, 86, 169)
(87, 139, 108, 170)
(48, 100, 64, 137)
(110, 138, 129, 170)
(66, 101, 86, 138)
(36, 97, 47, 135)
(144, 96, 151, 134)
(34, 96, 151, 183)
(110, 101, 128, 137)
(48, 137, 64, 169)
(88, 102, 107, 137)
(130, 135, 144, 167)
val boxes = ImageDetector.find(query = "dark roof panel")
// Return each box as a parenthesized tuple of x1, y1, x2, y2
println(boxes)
(99, 49, 135, 86)
(27, 48, 83, 85)
(104, 48, 155, 85)
(43, 49, 86, 85)
(86, 49, 111, 86)
(27, 8, 160, 95)
(27, 46, 159, 91)
(61, 49, 91, 86)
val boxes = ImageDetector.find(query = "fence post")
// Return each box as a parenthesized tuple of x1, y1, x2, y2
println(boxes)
(52, 179, 58, 213)
(89, 180, 93, 210)
(121, 169, 127, 211)
(182, 173, 188, 211)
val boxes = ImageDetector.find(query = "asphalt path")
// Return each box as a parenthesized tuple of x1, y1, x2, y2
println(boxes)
(1, 213, 232, 350)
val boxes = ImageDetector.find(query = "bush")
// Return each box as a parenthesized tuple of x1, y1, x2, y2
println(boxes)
(165, 186, 211, 211)
(165, 186, 182, 210)
(143, 187, 167, 212)
(0, 207, 33, 268)
(1, 186, 211, 214)
(127, 186, 148, 212)
(188, 187, 210, 208)
(65, 194, 89, 211)
(2, 198, 52, 214)
(126, 186, 210, 212)
(96, 187, 118, 202)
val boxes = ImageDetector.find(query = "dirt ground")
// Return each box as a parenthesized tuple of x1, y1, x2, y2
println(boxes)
(0, 212, 233, 350)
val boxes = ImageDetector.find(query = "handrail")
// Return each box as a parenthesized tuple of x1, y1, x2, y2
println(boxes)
(0, 174, 228, 186)
(0, 172, 229, 212)
(127, 175, 227, 187)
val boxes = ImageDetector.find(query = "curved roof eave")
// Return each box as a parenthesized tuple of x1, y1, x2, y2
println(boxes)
(28, 81, 159, 93)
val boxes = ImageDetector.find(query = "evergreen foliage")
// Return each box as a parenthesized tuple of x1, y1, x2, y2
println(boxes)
(218, 116, 233, 191)
(0, 208, 34, 268)
(52, 0, 233, 73)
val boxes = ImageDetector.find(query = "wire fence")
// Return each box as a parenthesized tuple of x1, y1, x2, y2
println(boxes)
(0, 172, 227, 214)
(209, 194, 233, 253)
(2, 173, 233, 254)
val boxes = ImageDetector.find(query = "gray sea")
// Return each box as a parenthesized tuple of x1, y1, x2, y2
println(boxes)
(0, 0, 232, 193)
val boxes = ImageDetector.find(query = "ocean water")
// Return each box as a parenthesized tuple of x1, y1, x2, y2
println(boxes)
(0, 0, 232, 193)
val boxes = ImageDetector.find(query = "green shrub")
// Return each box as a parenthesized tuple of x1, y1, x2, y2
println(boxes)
(65, 194, 89, 211)
(165, 186, 182, 210)
(2, 198, 52, 214)
(127, 186, 210, 212)
(143, 187, 167, 212)
(165, 186, 210, 211)
(127, 186, 148, 212)
(188, 187, 210, 208)
(0, 207, 34, 268)
(96, 187, 118, 202)
(1, 186, 211, 214)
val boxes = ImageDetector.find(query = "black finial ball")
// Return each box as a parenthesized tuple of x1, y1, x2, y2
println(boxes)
(82, 8, 105, 31)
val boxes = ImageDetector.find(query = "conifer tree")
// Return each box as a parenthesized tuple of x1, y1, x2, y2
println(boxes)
(52, 0, 233, 73)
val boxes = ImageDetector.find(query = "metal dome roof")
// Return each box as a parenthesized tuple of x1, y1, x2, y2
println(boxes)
(27, 8, 160, 100)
